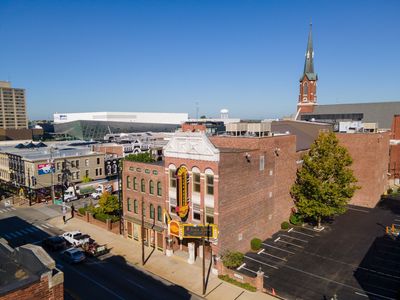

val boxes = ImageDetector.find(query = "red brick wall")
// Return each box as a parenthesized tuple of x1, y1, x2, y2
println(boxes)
(95, 145, 124, 157)
(297, 76, 317, 113)
(2, 275, 64, 300)
(123, 161, 166, 229)
(210, 135, 297, 253)
(181, 123, 207, 132)
(337, 133, 390, 207)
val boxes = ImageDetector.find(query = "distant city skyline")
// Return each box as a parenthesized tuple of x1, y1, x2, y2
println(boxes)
(0, 0, 399, 120)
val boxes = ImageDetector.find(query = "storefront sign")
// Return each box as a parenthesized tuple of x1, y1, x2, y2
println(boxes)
(176, 167, 189, 220)
(182, 224, 218, 239)
(168, 220, 181, 238)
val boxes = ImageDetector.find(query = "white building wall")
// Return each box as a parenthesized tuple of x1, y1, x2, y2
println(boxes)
(54, 112, 189, 125)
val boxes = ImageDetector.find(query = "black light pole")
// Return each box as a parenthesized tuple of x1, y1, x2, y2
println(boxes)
(27, 169, 32, 206)
(141, 196, 145, 265)
(117, 160, 123, 235)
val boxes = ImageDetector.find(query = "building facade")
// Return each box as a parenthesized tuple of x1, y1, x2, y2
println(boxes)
(0, 81, 28, 130)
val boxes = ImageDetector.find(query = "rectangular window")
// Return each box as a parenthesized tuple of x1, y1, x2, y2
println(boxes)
(76, 160, 79, 168)
(85, 159, 89, 167)
(206, 175, 214, 195)
(259, 155, 265, 171)
(205, 207, 214, 224)
(99, 168, 102, 176)
(95, 169, 99, 176)
(97, 158, 100, 165)
(56, 162, 61, 170)
(170, 206, 176, 214)
(85, 170, 89, 177)
(193, 173, 200, 193)
(76, 171, 80, 179)
(72, 172, 76, 180)
(169, 170, 176, 188)
(193, 211, 201, 221)
(71, 160, 75, 168)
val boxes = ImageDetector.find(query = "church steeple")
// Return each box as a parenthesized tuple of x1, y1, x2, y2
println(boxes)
(297, 22, 318, 114)
(303, 23, 315, 77)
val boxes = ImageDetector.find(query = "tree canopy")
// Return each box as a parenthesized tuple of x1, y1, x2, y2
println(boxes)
(98, 192, 119, 215)
(291, 132, 359, 227)
(125, 152, 155, 163)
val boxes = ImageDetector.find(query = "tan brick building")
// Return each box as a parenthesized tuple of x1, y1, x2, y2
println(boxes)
(0, 81, 28, 130)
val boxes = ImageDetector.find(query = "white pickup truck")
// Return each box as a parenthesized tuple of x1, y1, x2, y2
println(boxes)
(62, 231, 90, 247)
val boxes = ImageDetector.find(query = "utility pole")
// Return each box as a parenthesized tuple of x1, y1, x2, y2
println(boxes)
(141, 196, 145, 265)
(117, 160, 123, 235)
(27, 168, 32, 206)
(50, 146, 55, 204)
(202, 208, 206, 295)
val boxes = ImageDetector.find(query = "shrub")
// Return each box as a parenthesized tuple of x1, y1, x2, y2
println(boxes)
(78, 207, 86, 215)
(94, 212, 120, 223)
(281, 221, 290, 230)
(125, 152, 155, 163)
(290, 213, 303, 225)
(222, 251, 244, 269)
(250, 238, 262, 251)
(387, 188, 393, 195)
(218, 275, 257, 292)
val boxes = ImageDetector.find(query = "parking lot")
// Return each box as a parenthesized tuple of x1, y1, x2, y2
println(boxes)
(238, 198, 400, 300)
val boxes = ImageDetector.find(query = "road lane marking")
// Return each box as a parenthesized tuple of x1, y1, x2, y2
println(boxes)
(237, 263, 246, 270)
(245, 255, 278, 269)
(262, 243, 295, 254)
(261, 251, 287, 261)
(290, 229, 315, 237)
(355, 292, 368, 297)
(279, 234, 308, 242)
(60, 262, 126, 299)
(276, 238, 304, 248)
(257, 249, 265, 255)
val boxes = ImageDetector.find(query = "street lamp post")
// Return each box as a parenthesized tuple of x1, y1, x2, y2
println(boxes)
(116, 160, 123, 235)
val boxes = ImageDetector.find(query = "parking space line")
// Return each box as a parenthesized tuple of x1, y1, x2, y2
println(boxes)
(237, 263, 246, 270)
(262, 243, 296, 254)
(347, 207, 369, 213)
(36, 225, 44, 230)
(242, 266, 269, 278)
(280, 234, 308, 243)
(276, 238, 304, 248)
(355, 292, 368, 297)
(290, 229, 315, 237)
(25, 228, 35, 233)
(41, 224, 50, 229)
(395, 219, 400, 222)
(244, 255, 278, 269)
(300, 225, 320, 232)
(14, 231, 23, 236)
(274, 237, 280, 242)
(261, 251, 287, 261)
(45, 223, 53, 227)
(20, 229, 29, 234)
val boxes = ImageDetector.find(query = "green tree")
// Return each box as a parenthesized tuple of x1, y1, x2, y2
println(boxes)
(125, 152, 155, 163)
(221, 251, 244, 269)
(291, 132, 359, 228)
(82, 176, 92, 183)
(98, 192, 119, 215)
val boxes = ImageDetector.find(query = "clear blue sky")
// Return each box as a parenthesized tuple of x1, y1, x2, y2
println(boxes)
(1, 0, 399, 120)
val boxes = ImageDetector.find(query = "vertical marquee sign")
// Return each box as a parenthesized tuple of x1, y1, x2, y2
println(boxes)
(176, 166, 189, 220)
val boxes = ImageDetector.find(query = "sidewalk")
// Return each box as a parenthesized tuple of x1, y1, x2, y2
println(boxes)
(49, 216, 277, 300)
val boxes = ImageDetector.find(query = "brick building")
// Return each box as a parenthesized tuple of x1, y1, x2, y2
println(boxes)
(123, 160, 166, 251)
(122, 132, 298, 258)
(0, 239, 64, 300)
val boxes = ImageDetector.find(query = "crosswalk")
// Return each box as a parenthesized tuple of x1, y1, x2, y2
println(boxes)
(0, 207, 16, 213)
(1, 223, 55, 240)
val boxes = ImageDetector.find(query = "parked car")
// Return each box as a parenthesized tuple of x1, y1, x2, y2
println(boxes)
(62, 231, 90, 246)
(42, 236, 67, 251)
(90, 191, 102, 200)
(61, 248, 86, 264)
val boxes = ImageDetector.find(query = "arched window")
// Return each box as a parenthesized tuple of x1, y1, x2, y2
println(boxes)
(150, 204, 155, 219)
(127, 198, 132, 211)
(157, 181, 162, 196)
(303, 82, 308, 95)
(205, 169, 214, 196)
(157, 206, 162, 221)
(141, 179, 145, 192)
(134, 199, 138, 214)
(149, 180, 154, 194)
(133, 177, 138, 190)
(126, 176, 131, 189)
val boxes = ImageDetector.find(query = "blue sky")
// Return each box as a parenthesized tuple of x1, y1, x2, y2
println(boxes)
(1, 0, 399, 120)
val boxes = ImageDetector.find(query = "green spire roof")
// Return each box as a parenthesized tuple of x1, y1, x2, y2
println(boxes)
(301, 23, 317, 81)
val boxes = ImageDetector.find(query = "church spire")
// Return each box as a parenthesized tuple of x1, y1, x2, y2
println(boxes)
(302, 23, 317, 80)
(297, 22, 318, 114)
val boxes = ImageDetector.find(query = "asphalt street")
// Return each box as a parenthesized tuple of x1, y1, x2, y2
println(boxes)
(0, 201, 198, 300)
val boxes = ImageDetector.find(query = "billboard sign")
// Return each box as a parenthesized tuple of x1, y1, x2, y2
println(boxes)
(38, 163, 55, 175)
(176, 166, 189, 220)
